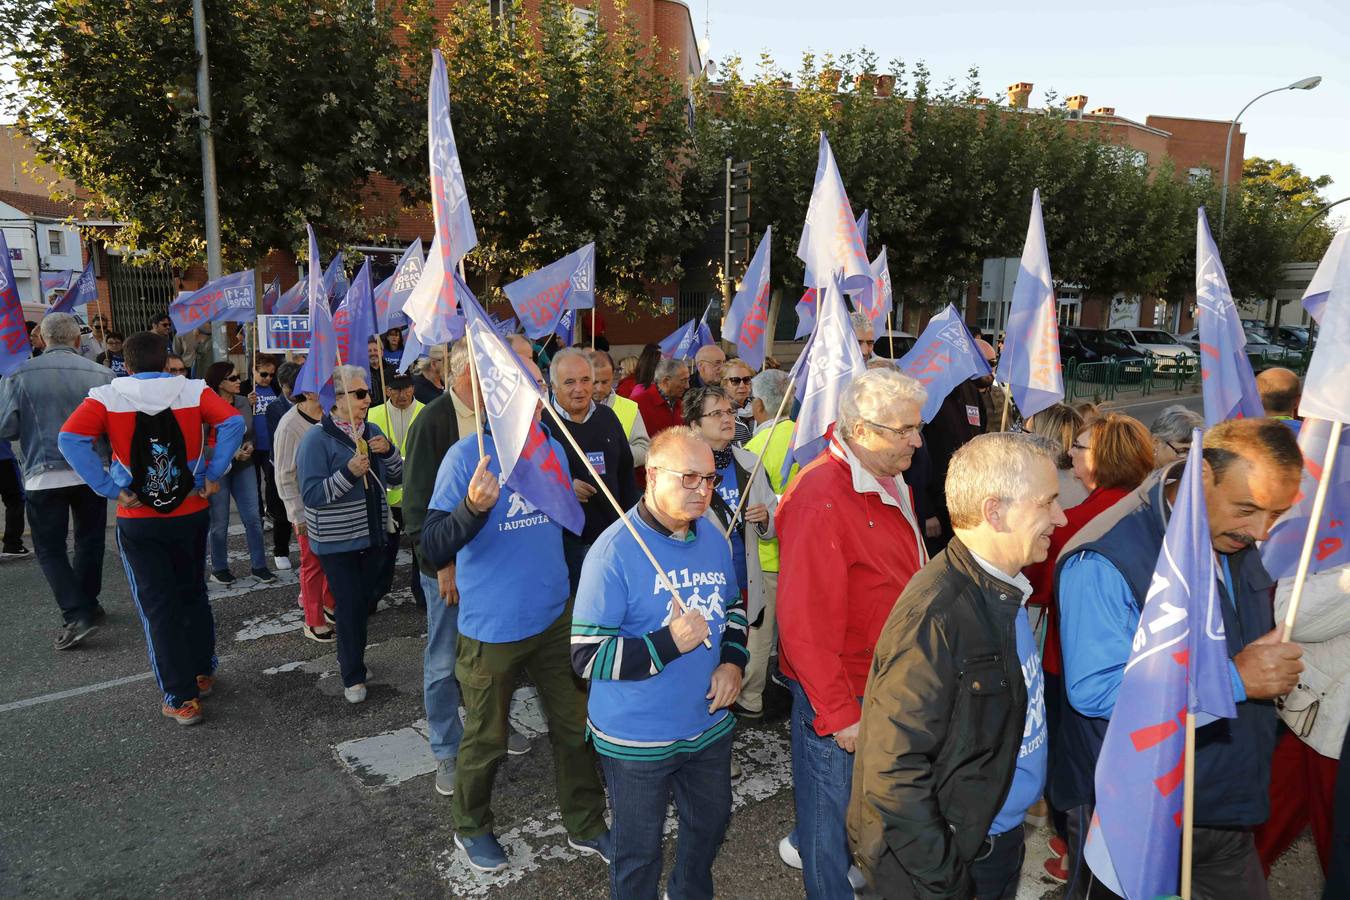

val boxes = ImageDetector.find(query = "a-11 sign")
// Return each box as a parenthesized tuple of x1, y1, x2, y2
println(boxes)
(259, 315, 311, 353)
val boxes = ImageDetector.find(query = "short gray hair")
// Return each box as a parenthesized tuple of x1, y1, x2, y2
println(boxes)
(850, 311, 874, 338)
(332, 364, 369, 395)
(654, 357, 687, 383)
(448, 338, 471, 378)
(550, 347, 593, 387)
(751, 368, 789, 414)
(837, 368, 927, 436)
(946, 432, 1060, 529)
(39, 313, 82, 348)
(1150, 405, 1205, 445)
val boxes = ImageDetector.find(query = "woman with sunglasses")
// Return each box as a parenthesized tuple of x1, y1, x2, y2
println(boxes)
(295, 366, 402, 703)
(203, 362, 275, 585)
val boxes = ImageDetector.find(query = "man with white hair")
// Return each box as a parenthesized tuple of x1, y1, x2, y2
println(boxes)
(775, 368, 930, 897)
(634, 357, 689, 442)
(692, 343, 726, 388)
(849, 432, 1065, 898)
(850, 311, 876, 361)
(0, 313, 114, 648)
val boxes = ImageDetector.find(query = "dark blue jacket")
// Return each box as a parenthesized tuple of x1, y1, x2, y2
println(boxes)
(1053, 471, 1278, 827)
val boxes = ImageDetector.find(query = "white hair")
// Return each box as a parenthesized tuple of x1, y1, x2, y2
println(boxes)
(1151, 405, 1205, 444)
(332, 364, 369, 395)
(837, 368, 926, 436)
(550, 347, 594, 387)
(945, 432, 1060, 529)
(39, 313, 82, 348)
(750, 368, 790, 414)
(448, 338, 470, 378)
(654, 357, 688, 383)
(850, 311, 874, 338)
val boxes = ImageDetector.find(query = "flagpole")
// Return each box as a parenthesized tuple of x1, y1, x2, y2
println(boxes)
(999, 388, 1012, 432)
(539, 400, 711, 650)
(1280, 418, 1343, 641)
(1180, 711, 1198, 900)
(590, 306, 596, 349)
(727, 385, 795, 533)
(459, 261, 486, 459)
(333, 348, 368, 488)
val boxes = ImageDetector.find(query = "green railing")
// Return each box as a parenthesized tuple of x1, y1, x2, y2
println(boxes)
(1063, 356, 1173, 401)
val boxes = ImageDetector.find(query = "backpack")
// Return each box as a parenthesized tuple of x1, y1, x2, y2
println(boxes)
(127, 408, 196, 512)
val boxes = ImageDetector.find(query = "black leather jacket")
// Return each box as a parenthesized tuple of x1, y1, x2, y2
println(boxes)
(848, 537, 1028, 899)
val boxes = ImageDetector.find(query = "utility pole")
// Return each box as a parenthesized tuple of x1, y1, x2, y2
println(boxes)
(724, 159, 751, 305)
(192, 0, 226, 360)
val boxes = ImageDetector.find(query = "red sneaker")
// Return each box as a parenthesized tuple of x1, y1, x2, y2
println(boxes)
(196, 675, 215, 698)
(1049, 835, 1068, 858)
(1043, 854, 1069, 884)
(161, 698, 204, 726)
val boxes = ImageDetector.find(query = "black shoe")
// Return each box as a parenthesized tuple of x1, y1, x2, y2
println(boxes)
(55, 620, 98, 650)
(323, 607, 336, 626)
(251, 568, 277, 583)
(92, 605, 108, 623)
(209, 569, 235, 585)
(730, 703, 764, 721)
(1, 545, 30, 559)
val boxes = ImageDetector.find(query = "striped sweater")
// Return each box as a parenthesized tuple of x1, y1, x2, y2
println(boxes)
(296, 414, 402, 554)
(571, 502, 746, 760)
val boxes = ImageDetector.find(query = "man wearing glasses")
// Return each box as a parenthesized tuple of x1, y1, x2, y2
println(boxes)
(774, 368, 930, 897)
(572, 426, 747, 899)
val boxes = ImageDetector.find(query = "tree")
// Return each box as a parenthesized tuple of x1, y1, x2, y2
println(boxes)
(434, 0, 705, 310)
(0, 0, 434, 268)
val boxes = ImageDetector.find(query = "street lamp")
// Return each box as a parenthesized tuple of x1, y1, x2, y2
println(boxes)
(1218, 75, 1322, 245)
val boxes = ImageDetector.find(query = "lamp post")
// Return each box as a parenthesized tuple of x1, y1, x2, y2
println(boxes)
(191, 0, 226, 361)
(1218, 75, 1322, 245)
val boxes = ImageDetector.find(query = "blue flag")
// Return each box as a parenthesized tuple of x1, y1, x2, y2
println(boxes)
(1301, 226, 1347, 325)
(789, 274, 866, 469)
(275, 279, 307, 315)
(855, 209, 869, 248)
(40, 270, 76, 298)
(503, 243, 596, 339)
(794, 287, 817, 339)
(397, 324, 433, 374)
(1261, 417, 1350, 579)
(996, 188, 1064, 421)
(1084, 435, 1237, 900)
(797, 133, 871, 291)
(659, 302, 714, 359)
(429, 49, 478, 271)
(168, 269, 257, 333)
(0, 230, 32, 375)
(555, 308, 575, 346)
(335, 260, 376, 367)
(261, 277, 281, 315)
(322, 253, 347, 310)
(47, 259, 96, 315)
(897, 305, 992, 422)
(295, 224, 337, 409)
(855, 246, 893, 331)
(722, 227, 773, 371)
(1298, 224, 1350, 425)
(1196, 207, 1262, 426)
(374, 240, 424, 332)
(459, 278, 584, 535)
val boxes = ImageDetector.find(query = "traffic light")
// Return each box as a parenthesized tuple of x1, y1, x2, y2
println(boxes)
(727, 160, 752, 272)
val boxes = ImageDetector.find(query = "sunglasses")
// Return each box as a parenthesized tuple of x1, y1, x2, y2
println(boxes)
(723, 376, 752, 386)
(224, 375, 241, 382)
(167, 367, 187, 375)
(339, 388, 371, 400)
(256, 371, 274, 380)
(650, 466, 723, 490)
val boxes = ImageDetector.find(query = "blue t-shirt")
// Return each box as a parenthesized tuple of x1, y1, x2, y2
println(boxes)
(988, 606, 1048, 834)
(429, 433, 570, 643)
(715, 459, 747, 591)
(252, 385, 280, 453)
(382, 349, 403, 369)
(108, 353, 127, 377)
(575, 512, 740, 748)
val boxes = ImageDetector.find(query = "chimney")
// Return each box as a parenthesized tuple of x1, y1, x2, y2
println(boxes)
(876, 74, 895, 98)
(1066, 94, 1088, 111)
(1090, 106, 1115, 116)
(1007, 82, 1033, 108)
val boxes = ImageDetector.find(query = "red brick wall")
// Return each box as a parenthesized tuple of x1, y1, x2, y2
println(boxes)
(1146, 115, 1243, 184)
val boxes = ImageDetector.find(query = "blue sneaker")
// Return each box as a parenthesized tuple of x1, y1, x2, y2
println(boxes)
(455, 832, 508, 873)
(568, 829, 614, 864)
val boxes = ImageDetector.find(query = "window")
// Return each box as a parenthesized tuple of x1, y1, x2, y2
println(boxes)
(570, 4, 595, 27)
(47, 229, 64, 256)
(1188, 166, 1212, 185)
(1056, 289, 1081, 327)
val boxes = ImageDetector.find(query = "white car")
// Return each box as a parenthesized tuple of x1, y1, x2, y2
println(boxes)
(1107, 328, 1194, 371)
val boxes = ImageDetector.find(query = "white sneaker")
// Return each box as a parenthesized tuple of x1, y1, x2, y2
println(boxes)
(273, 555, 292, 571)
(344, 683, 367, 703)
(778, 833, 802, 869)
(731, 757, 743, 782)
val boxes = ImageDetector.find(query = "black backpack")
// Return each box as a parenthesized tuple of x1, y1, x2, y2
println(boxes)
(126, 408, 196, 513)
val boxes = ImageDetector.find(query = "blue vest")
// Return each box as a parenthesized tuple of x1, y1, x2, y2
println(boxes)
(1052, 476, 1278, 827)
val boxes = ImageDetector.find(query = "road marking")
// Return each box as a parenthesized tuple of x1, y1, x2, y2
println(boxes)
(0, 671, 156, 713)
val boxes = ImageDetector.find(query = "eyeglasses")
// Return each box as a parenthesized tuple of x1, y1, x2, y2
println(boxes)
(862, 417, 921, 440)
(650, 466, 723, 490)
(224, 375, 241, 383)
(722, 376, 752, 386)
(167, 367, 187, 375)
(699, 408, 736, 420)
(1166, 441, 1190, 455)
(338, 388, 371, 400)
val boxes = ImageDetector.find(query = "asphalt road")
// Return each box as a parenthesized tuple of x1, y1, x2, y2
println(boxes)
(0, 459, 1324, 898)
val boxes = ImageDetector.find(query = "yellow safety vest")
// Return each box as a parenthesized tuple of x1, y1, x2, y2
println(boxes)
(366, 400, 423, 507)
(610, 393, 639, 438)
(744, 419, 799, 573)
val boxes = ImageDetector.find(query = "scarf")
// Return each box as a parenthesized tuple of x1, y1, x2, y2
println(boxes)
(321, 414, 385, 542)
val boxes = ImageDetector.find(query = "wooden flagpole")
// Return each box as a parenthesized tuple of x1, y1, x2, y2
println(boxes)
(727, 384, 795, 533)
(458, 259, 486, 458)
(1280, 418, 1343, 641)
(540, 399, 711, 650)
(333, 347, 368, 488)
(999, 389, 1012, 432)
(1180, 711, 1198, 900)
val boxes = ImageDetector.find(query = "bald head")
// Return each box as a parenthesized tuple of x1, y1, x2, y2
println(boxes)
(694, 344, 726, 385)
(1256, 367, 1301, 417)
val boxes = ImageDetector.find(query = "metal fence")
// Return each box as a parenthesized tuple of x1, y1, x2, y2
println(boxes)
(106, 255, 176, 335)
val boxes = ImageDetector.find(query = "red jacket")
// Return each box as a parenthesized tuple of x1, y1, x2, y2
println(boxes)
(1023, 484, 1129, 675)
(632, 383, 683, 439)
(777, 438, 926, 736)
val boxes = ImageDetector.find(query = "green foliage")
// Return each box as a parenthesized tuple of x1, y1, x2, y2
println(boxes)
(433, 0, 704, 310)
(0, 0, 435, 268)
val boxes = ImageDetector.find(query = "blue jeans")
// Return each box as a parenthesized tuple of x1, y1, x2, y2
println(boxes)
(421, 572, 464, 760)
(789, 679, 857, 900)
(599, 731, 733, 900)
(208, 465, 266, 572)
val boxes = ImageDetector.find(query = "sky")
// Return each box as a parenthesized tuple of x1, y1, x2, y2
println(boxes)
(702, 0, 1350, 202)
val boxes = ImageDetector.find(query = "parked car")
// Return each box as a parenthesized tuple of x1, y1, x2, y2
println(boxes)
(1058, 326, 1139, 363)
(1275, 326, 1312, 350)
(1106, 328, 1193, 370)
(1241, 318, 1272, 340)
(873, 329, 917, 360)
